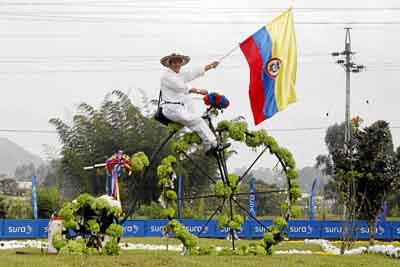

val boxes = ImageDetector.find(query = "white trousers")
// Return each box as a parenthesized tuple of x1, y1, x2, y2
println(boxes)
(162, 97, 217, 150)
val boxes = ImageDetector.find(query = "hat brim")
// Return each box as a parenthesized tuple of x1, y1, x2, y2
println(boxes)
(160, 54, 190, 67)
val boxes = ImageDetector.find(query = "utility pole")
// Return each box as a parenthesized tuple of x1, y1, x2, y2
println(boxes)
(331, 28, 366, 149)
(331, 27, 366, 254)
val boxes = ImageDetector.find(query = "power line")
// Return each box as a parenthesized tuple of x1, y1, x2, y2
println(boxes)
(0, 54, 331, 64)
(0, 129, 57, 134)
(0, 2, 399, 10)
(2, 126, 400, 134)
(1, 14, 400, 25)
(2, 8, 400, 13)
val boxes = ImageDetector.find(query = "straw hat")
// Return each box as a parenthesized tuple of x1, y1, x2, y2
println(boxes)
(160, 53, 190, 67)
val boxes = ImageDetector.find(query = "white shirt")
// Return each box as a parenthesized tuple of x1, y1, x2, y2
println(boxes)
(160, 66, 205, 104)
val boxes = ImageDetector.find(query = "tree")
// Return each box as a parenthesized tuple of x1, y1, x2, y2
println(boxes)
(351, 121, 400, 244)
(316, 119, 400, 245)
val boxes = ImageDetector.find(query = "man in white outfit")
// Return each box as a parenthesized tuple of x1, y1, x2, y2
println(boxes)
(159, 53, 229, 154)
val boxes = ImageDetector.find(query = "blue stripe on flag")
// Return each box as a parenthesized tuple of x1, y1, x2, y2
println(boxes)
(252, 27, 278, 118)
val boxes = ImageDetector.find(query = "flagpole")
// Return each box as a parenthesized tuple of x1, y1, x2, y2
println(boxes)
(218, 43, 240, 62)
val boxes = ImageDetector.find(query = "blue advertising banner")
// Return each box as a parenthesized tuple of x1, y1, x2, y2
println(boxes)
(0, 220, 3, 237)
(122, 220, 145, 237)
(1, 219, 400, 240)
(320, 221, 344, 239)
(249, 220, 273, 238)
(391, 222, 400, 240)
(352, 221, 390, 240)
(177, 176, 182, 219)
(144, 219, 169, 237)
(3, 220, 39, 238)
(287, 220, 321, 239)
(38, 219, 50, 238)
(320, 220, 391, 240)
(309, 178, 317, 221)
(214, 221, 251, 238)
(31, 176, 38, 220)
(179, 219, 216, 237)
(249, 176, 256, 219)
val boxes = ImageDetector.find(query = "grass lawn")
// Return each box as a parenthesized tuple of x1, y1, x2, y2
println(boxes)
(120, 238, 324, 251)
(0, 238, 399, 267)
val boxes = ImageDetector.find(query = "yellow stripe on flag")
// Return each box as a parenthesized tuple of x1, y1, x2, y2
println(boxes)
(266, 9, 297, 111)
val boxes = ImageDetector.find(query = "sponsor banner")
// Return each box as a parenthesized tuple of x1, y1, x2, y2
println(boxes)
(320, 221, 344, 239)
(179, 219, 216, 237)
(144, 219, 169, 237)
(320, 221, 390, 240)
(0, 219, 399, 240)
(214, 221, 251, 238)
(122, 220, 145, 237)
(249, 220, 273, 238)
(3, 220, 39, 238)
(390, 222, 400, 240)
(249, 176, 257, 218)
(31, 176, 38, 220)
(38, 219, 50, 238)
(353, 221, 390, 240)
(287, 220, 321, 239)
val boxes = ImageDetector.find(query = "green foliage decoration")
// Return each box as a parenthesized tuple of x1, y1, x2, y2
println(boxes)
(53, 193, 122, 256)
(131, 152, 150, 172)
(103, 239, 121, 256)
(216, 119, 300, 254)
(164, 219, 198, 251)
(59, 239, 87, 256)
(171, 132, 202, 154)
(156, 154, 199, 254)
(86, 219, 100, 233)
(167, 122, 184, 132)
(52, 231, 67, 251)
(156, 118, 299, 256)
(105, 223, 123, 239)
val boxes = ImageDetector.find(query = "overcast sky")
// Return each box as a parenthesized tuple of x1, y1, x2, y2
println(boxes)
(0, 0, 399, 171)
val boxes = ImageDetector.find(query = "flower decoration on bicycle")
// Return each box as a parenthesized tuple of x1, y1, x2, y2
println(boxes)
(203, 92, 230, 110)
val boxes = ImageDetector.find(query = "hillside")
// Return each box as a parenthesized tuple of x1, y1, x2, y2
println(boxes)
(0, 138, 43, 176)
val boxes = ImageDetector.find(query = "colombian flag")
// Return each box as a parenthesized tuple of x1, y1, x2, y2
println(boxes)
(240, 9, 297, 125)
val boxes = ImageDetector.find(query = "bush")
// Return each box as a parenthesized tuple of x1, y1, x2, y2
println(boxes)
(134, 202, 163, 218)
(0, 196, 7, 218)
(37, 186, 63, 218)
(4, 198, 32, 219)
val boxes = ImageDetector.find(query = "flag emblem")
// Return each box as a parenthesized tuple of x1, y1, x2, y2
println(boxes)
(265, 57, 282, 78)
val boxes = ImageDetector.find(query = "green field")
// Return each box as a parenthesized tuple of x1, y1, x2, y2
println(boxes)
(0, 238, 398, 267)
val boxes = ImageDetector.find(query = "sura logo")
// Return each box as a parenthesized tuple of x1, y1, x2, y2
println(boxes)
(8, 225, 33, 234)
(323, 226, 342, 233)
(254, 226, 267, 233)
(125, 225, 139, 234)
(221, 227, 242, 233)
(289, 225, 313, 234)
(150, 225, 165, 232)
(185, 225, 208, 233)
(359, 226, 385, 235)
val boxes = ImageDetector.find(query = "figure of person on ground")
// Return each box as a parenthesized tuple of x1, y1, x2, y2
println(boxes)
(159, 53, 230, 155)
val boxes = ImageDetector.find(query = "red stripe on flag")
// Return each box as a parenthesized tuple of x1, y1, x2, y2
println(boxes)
(240, 37, 266, 125)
